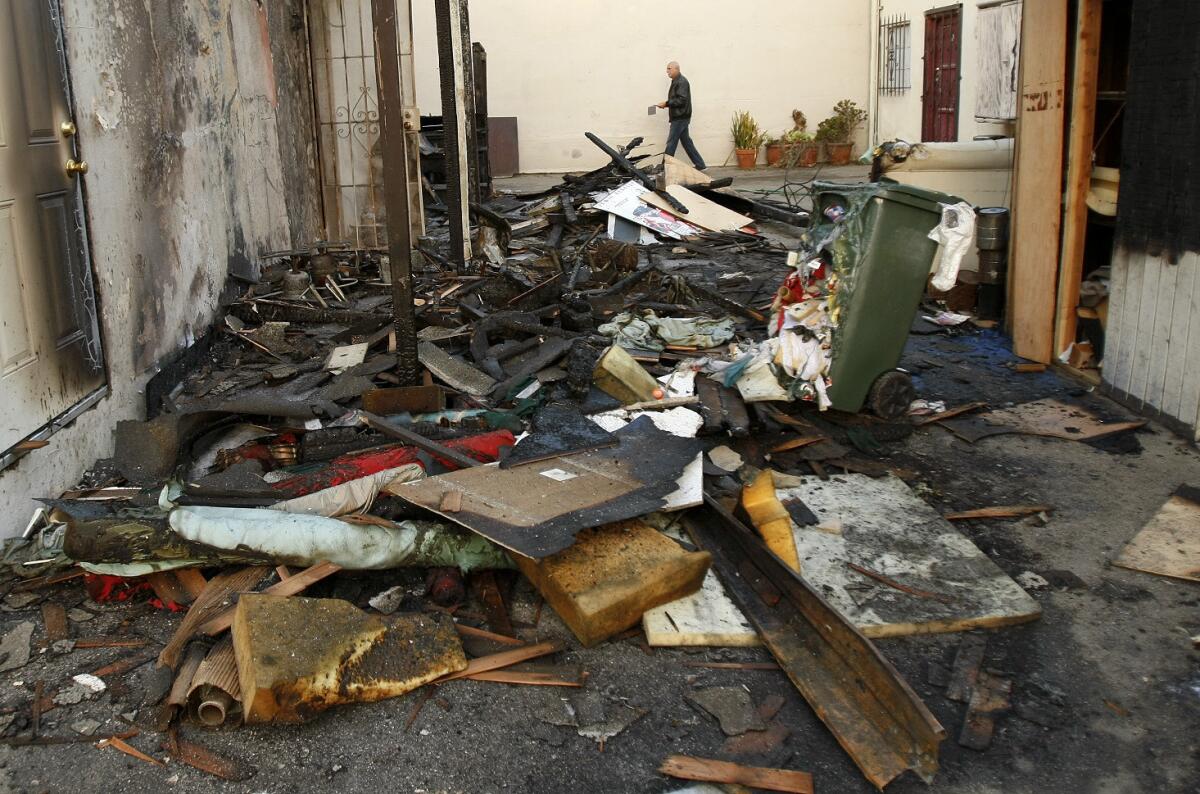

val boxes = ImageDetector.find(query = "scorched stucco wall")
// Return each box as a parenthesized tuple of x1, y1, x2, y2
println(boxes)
(0, 0, 321, 536)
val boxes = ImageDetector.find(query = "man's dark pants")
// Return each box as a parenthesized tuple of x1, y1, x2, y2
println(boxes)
(666, 119, 706, 169)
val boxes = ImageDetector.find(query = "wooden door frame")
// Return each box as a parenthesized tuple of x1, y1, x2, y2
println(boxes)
(922, 4, 963, 142)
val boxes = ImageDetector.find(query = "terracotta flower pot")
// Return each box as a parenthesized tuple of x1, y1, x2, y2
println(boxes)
(827, 142, 853, 166)
(798, 143, 818, 167)
(765, 142, 783, 166)
(735, 147, 758, 169)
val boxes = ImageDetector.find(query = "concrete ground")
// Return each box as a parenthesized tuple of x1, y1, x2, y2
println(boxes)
(1, 327, 1196, 794)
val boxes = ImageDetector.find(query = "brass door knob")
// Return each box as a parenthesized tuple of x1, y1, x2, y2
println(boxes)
(60, 121, 76, 137)
(65, 159, 88, 176)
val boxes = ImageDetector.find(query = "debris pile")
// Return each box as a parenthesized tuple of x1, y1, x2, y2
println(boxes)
(0, 133, 1153, 788)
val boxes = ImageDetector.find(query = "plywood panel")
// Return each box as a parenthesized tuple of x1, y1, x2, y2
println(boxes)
(1009, 0, 1069, 363)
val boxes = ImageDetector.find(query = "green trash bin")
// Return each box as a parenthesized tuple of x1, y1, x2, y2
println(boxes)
(807, 180, 965, 418)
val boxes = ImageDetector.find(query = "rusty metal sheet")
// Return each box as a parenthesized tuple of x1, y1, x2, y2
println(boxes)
(392, 416, 701, 558)
(684, 496, 944, 790)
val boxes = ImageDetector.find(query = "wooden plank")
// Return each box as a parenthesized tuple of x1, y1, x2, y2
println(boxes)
(199, 562, 342, 637)
(159, 567, 272, 671)
(1112, 249, 1146, 396)
(1102, 246, 1130, 389)
(1161, 253, 1197, 420)
(641, 185, 753, 232)
(1145, 258, 1180, 410)
(1175, 252, 1200, 440)
(944, 505, 1053, 520)
(465, 669, 585, 687)
(1053, 0, 1102, 358)
(438, 641, 563, 682)
(363, 412, 483, 469)
(1129, 252, 1162, 403)
(1009, 0, 1069, 363)
(453, 622, 526, 647)
(659, 755, 814, 794)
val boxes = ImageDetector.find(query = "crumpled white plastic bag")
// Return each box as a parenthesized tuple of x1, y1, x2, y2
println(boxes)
(928, 202, 976, 293)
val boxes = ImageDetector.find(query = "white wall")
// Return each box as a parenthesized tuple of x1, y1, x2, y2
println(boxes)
(411, 1, 872, 173)
(873, 1, 1015, 143)
(1104, 248, 1200, 442)
(0, 0, 320, 535)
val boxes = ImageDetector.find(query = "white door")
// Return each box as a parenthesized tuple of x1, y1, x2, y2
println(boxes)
(0, 0, 104, 452)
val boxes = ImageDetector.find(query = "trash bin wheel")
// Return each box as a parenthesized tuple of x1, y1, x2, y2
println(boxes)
(867, 370, 915, 421)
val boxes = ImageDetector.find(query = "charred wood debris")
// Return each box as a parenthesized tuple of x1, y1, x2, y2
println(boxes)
(0, 133, 994, 788)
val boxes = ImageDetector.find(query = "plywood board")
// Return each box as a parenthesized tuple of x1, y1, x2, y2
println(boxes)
(391, 417, 702, 558)
(1009, 0, 1068, 363)
(939, 398, 1145, 443)
(643, 569, 760, 647)
(642, 185, 753, 233)
(1113, 487, 1200, 582)
(779, 474, 1041, 638)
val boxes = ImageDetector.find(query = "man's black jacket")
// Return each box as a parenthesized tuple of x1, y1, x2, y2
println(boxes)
(667, 75, 692, 121)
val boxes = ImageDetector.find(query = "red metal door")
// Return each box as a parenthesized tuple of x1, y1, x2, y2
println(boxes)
(922, 7, 962, 141)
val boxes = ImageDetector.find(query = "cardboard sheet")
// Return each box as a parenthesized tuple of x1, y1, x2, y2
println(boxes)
(642, 185, 754, 233)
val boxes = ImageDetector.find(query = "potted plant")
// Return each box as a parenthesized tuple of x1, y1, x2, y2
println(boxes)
(765, 134, 784, 166)
(730, 111, 764, 169)
(781, 129, 817, 168)
(816, 100, 868, 165)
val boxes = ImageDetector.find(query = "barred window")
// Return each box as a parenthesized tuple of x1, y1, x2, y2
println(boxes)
(880, 16, 911, 95)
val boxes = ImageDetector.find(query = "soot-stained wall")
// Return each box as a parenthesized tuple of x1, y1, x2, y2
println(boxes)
(1116, 0, 1200, 262)
(0, 0, 321, 535)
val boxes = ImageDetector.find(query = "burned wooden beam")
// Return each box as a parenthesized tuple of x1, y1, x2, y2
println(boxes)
(584, 131, 689, 215)
(373, 0, 421, 384)
(434, 0, 473, 267)
(684, 495, 944, 789)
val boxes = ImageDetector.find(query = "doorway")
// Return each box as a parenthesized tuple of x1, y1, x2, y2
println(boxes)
(0, 0, 105, 456)
(922, 6, 962, 142)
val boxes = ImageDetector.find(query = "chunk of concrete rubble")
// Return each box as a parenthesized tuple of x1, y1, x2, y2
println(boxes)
(367, 586, 406, 616)
(0, 622, 34, 673)
(3, 594, 39, 611)
(67, 608, 95, 623)
(707, 446, 744, 473)
(515, 519, 710, 647)
(685, 687, 766, 736)
(71, 718, 102, 736)
(1016, 571, 1050, 591)
(232, 594, 467, 723)
(51, 640, 76, 655)
(73, 674, 106, 693)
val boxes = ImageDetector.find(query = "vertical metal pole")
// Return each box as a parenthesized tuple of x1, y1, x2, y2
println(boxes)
(435, 0, 473, 268)
(394, 0, 425, 243)
(372, 0, 419, 384)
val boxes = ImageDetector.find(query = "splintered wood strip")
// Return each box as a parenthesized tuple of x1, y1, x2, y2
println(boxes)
(92, 651, 156, 679)
(167, 645, 207, 710)
(944, 505, 1053, 521)
(659, 755, 814, 794)
(275, 566, 292, 580)
(454, 623, 526, 647)
(10, 569, 85, 593)
(32, 681, 43, 737)
(41, 603, 68, 643)
(164, 731, 255, 781)
(199, 562, 341, 636)
(160, 567, 272, 669)
(76, 638, 150, 649)
(472, 571, 514, 637)
(466, 668, 585, 687)
(683, 661, 781, 671)
(99, 736, 164, 767)
(404, 687, 436, 733)
(438, 641, 563, 682)
(847, 562, 956, 604)
(146, 572, 193, 607)
(768, 436, 825, 454)
(915, 401, 988, 426)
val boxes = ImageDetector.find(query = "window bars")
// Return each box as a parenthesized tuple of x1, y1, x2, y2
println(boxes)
(880, 15, 911, 95)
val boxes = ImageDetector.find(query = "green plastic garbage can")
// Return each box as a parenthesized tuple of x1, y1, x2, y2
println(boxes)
(809, 180, 965, 419)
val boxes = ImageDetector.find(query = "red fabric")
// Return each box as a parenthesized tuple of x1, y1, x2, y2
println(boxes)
(83, 574, 184, 612)
(271, 429, 515, 498)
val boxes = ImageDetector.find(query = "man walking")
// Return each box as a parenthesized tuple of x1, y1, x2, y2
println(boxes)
(657, 61, 706, 170)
